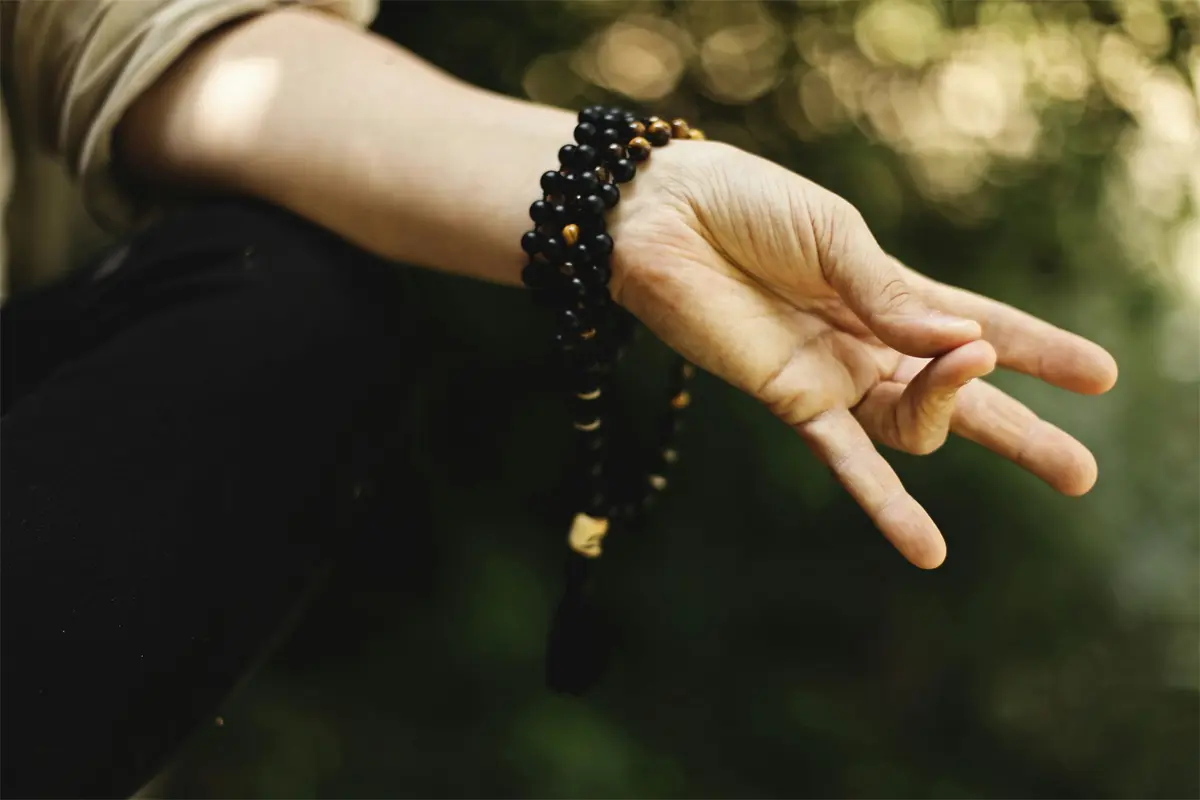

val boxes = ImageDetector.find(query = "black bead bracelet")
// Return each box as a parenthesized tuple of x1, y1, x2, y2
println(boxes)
(522, 105, 706, 694)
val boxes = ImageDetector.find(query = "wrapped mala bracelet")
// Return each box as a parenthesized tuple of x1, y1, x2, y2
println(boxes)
(520, 105, 705, 694)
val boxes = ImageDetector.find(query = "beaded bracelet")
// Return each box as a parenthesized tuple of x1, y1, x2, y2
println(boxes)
(521, 105, 704, 694)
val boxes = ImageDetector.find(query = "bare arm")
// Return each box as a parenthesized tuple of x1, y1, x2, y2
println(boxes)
(118, 6, 574, 286)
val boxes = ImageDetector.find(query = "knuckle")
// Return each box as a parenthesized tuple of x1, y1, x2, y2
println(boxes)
(877, 277, 914, 317)
(813, 194, 866, 281)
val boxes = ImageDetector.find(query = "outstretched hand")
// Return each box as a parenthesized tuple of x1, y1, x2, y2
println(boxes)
(609, 140, 1118, 569)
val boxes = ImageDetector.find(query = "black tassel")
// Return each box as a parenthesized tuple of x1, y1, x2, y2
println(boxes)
(545, 550, 613, 695)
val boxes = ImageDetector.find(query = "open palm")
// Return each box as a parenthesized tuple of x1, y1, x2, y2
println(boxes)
(609, 141, 1118, 568)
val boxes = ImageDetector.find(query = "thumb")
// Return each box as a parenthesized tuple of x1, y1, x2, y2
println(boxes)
(817, 199, 980, 356)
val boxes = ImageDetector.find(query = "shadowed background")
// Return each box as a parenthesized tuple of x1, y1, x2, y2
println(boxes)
(156, 1, 1198, 796)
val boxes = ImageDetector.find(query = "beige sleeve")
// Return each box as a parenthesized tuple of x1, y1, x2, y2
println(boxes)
(4, 0, 379, 233)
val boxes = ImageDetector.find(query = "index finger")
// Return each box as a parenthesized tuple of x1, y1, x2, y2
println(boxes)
(799, 408, 947, 569)
(900, 262, 1119, 395)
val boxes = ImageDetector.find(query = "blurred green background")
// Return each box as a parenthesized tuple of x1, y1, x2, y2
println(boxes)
(158, 1, 1198, 797)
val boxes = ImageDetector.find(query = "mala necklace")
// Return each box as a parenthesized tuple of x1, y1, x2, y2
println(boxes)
(520, 106, 704, 694)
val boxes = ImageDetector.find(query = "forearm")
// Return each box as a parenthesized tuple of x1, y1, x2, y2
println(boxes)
(118, 7, 574, 285)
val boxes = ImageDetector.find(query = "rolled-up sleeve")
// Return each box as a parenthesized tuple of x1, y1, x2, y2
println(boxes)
(4, 0, 379, 232)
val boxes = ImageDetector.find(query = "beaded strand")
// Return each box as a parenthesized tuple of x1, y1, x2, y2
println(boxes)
(521, 106, 705, 560)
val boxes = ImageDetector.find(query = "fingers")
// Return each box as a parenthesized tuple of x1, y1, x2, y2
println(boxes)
(855, 341, 998, 455)
(952, 379, 1099, 496)
(813, 199, 981, 357)
(799, 408, 946, 569)
(910, 268, 1119, 395)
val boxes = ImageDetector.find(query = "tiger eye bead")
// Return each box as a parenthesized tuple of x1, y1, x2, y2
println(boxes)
(626, 136, 652, 162)
(688, 128, 706, 140)
(646, 120, 672, 147)
(670, 118, 690, 139)
(562, 224, 580, 247)
(603, 142, 626, 163)
(631, 120, 646, 138)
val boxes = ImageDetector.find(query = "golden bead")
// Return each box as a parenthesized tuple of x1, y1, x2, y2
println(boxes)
(670, 118, 690, 139)
(577, 388, 602, 400)
(628, 135, 651, 150)
(649, 474, 668, 491)
(632, 121, 646, 137)
(573, 418, 601, 432)
(568, 512, 610, 559)
(670, 390, 691, 410)
(648, 120, 672, 138)
(562, 223, 579, 246)
(580, 328, 597, 340)
(688, 128, 706, 141)
(646, 116, 663, 126)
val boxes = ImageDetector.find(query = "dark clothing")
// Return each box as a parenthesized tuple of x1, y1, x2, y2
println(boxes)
(1, 201, 413, 798)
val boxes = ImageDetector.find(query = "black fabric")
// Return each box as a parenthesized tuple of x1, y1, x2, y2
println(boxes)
(1, 201, 414, 799)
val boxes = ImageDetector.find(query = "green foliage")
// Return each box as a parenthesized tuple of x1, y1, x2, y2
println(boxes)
(161, 2, 1198, 796)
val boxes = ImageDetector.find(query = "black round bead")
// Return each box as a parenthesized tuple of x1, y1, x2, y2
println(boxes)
(558, 309, 583, 332)
(597, 127, 621, 147)
(603, 142, 626, 163)
(563, 276, 589, 300)
(598, 183, 620, 208)
(558, 144, 578, 169)
(520, 230, 542, 255)
(641, 491, 658, 512)
(552, 203, 570, 226)
(578, 215, 607, 237)
(575, 144, 599, 170)
(646, 127, 671, 147)
(569, 242, 593, 266)
(579, 105, 605, 125)
(579, 263, 611, 288)
(591, 233, 614, 256)
(551, 330, 575, 351)
(611, 159, 637, 183)
(542, 235, 565, 262)
(586, 492, 608, 515)
(529, 200, 555, 225)
(521, 261, 548, 288)
(583, 286, 611, 308)
(621, 119, 640, 140)
(659, 413, 685, 441)
(601, 112, 624, 128)
(576, 171, 600, 195)
(540, 170, 562, 195)
(579, 194, 606, 217)
(574, 122, 597, 145)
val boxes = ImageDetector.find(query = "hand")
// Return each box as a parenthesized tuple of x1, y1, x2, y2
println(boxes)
(608, 140, 1118, 569)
